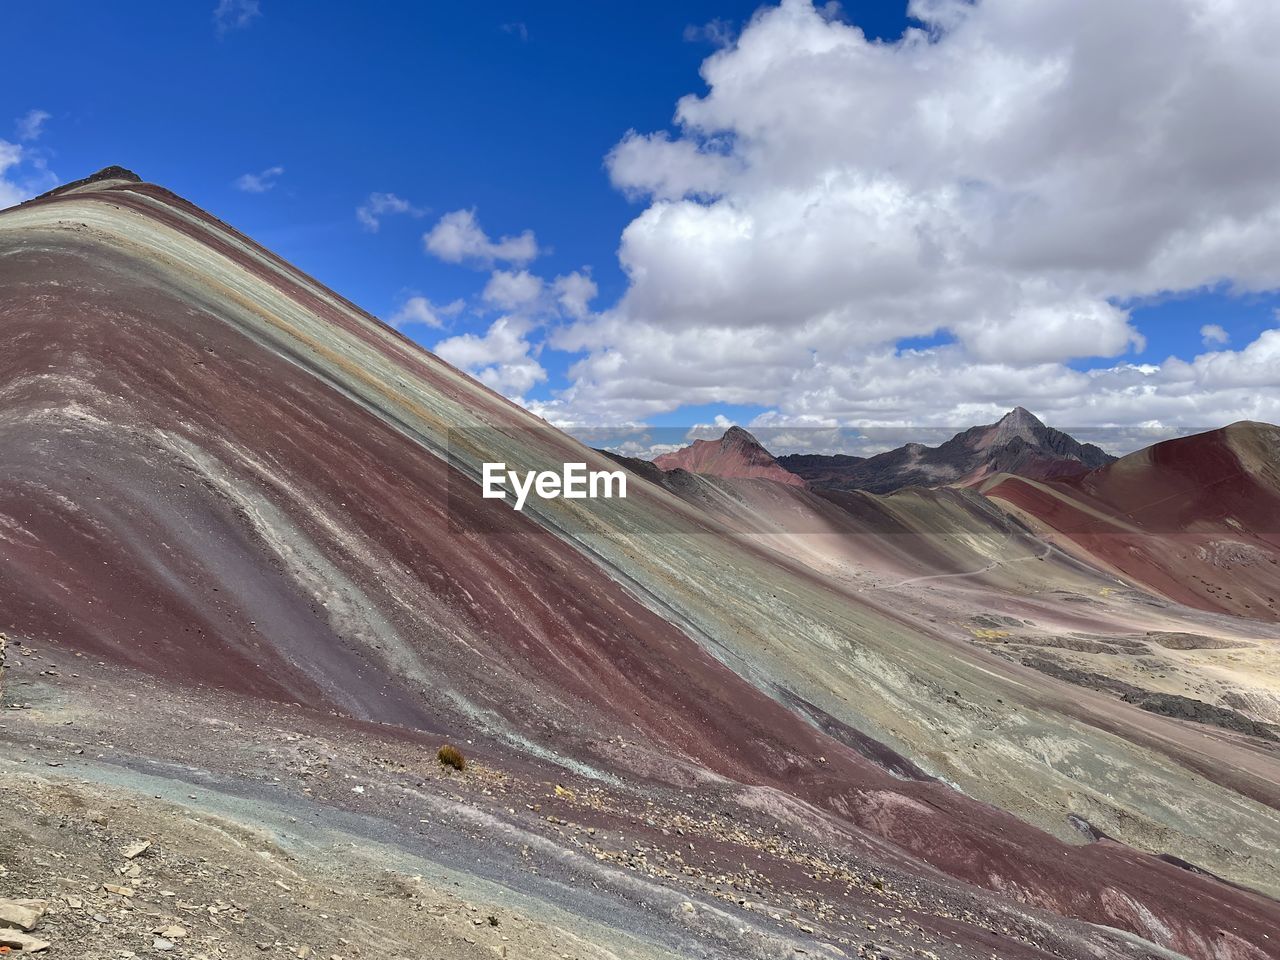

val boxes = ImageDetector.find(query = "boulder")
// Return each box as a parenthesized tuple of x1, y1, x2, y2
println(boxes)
(0, 929, 51, 953)
(0, 898, 46, 932)
(122, 839, 151, 860)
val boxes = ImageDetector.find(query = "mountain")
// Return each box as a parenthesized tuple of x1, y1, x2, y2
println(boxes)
(653, 425, 806, 486)
(780, 407, 1116, 493)
(2, 169, 1279, 960)
(985, 420, 1280, 620)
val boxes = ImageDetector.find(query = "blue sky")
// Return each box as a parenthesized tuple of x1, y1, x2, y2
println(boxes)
(5, 0, 1280, 447)
(7, 2, 774, 305)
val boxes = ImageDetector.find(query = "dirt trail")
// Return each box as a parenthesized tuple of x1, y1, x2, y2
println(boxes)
(878, 538, 1055, 589)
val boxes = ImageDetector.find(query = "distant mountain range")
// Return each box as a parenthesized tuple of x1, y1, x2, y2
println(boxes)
(645, 409, 1280, 622)
(652, 407, 1116, 493)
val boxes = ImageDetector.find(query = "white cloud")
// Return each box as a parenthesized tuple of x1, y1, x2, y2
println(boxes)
(686, 414, 738, 440)
(531, 305, 1280, 449)
(15, 109, 50, 142)
(0, 139, 56, 210)
(607, 438, 688, 459)
(553, 270, 597, 319)
(424, 209, 539, 267)
(608, 131, 738, 202)
(434, 316, 546, 397)
(1200, 323, 1230, 347)
(234, 165, 283, 193)
(529, 0, 1280, 439)
(0, 141, 25, 209)
(958, 296, 1145, 364)
(501, 21, 529, 42)
(357, 192, 423, 231)
(214, 0, 261, 34)
(482, 269, 544, 310)
(2, 111, 59, 208)
(387, 295, 464, 329)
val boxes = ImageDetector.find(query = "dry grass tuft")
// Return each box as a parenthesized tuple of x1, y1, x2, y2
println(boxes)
(437, 744, 466, 772)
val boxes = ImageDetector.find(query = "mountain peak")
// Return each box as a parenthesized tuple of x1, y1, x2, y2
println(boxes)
(987, 406, 1048, 448)
(654, 427, 805, 486)
(33, 165, 144, 203)
(1002, 406, 1043, 427)
(89, 165, 143, 184)
(721, 425, 761, 446)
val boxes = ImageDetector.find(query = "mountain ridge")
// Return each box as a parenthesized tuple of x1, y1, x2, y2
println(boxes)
(648, 408, 1116, 492)
(985, 418, 1280, 620)
(778, 407, 1117, 492)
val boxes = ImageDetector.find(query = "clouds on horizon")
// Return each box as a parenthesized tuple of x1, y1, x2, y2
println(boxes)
(518, 0, 1280, 440)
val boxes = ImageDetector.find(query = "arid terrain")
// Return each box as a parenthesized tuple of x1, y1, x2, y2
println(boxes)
(3, 169, 1280, 959)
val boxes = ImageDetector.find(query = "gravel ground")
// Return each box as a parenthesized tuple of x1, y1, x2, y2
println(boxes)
(4, 637, 1239, 960)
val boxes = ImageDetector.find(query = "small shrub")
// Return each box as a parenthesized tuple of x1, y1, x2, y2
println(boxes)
(437, 744, 466, 772)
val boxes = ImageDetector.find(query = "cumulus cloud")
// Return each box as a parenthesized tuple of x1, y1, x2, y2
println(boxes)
(472, 267, 596, 318)
(608, 131, 738, 202)
(482, 269, 544, 310)
(357, 192, 424, 231)
(1201, 323, 1230, 347)
(530, 0, 1280, 440)
(424, 209, 539, 267)
(434, 316, 546, 397)
(387, 295, 464, 329)
(234, 165, 283, 193)
(553, 270, 597, 319)
(15, 109, 50, 142)
(214, 0, 261, 34)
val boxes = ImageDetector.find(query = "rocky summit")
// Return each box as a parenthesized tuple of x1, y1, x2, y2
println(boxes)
(654, 425, 807, 486)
